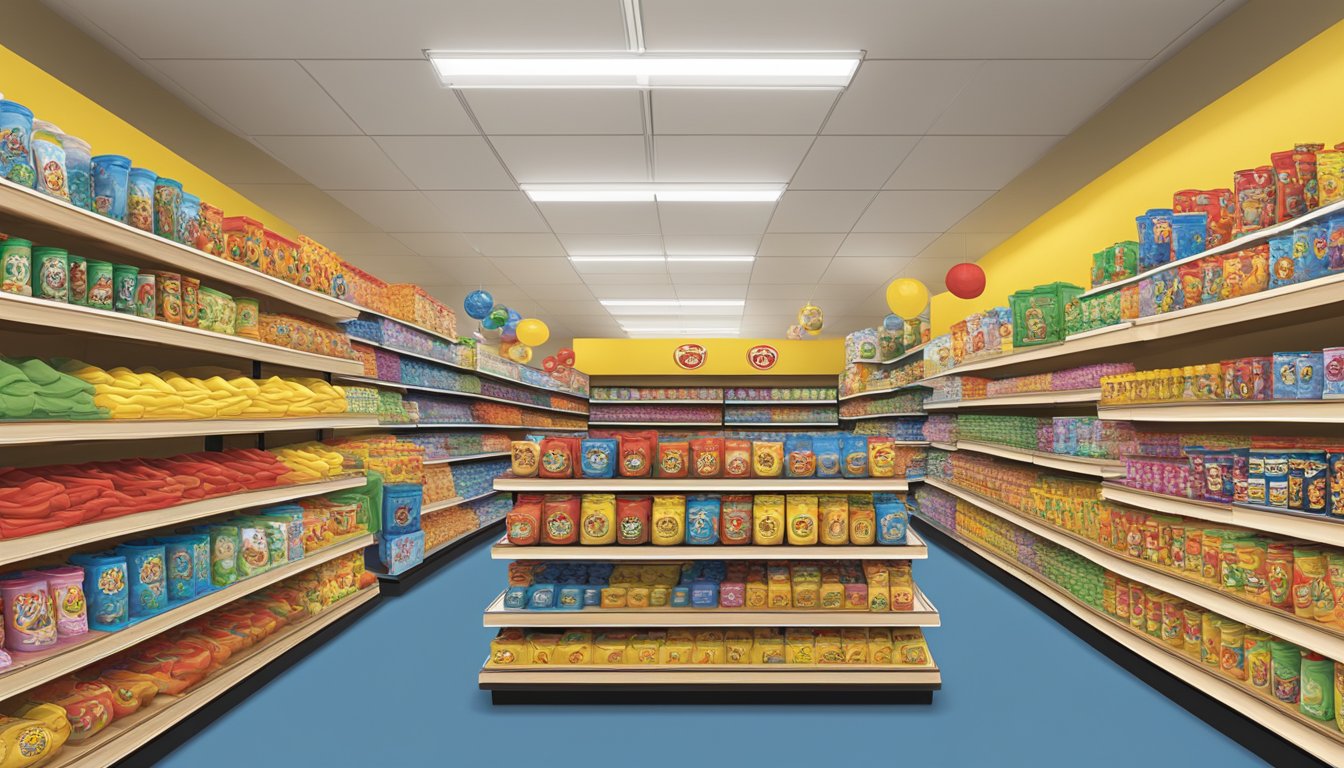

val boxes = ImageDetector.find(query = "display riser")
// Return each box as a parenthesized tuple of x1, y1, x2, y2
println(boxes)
(912, 517, 1328, 768)
(488, 689, 934, 705)
(376, 520, 505, 597)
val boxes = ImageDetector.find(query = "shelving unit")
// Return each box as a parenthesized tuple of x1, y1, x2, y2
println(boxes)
(424, 451, 511, 466)
(1098, 400, 1344, 424)
(839, 412, 926, 421)
(0, 415, 380, 446)
(479, 662, 941, 693)
(587, 420, 722, 427)
(375, 423, 583, 432)
(490, 532, 930, 561)
(494, 477, 910, 493)
(348, 336, 588, 401)
(838, 384, 928, 402)
(724, 399, 837, 406)
(336, 374, 590, 416)
(1101, 483, 1344, 548)
(951, 440, 1124, 478)
(923, 389, 1101, 410)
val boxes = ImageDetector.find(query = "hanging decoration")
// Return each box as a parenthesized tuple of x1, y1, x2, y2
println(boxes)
(483, 305, 509, 330)
(883, 313, 903, 331)
(885, 278, 929, 319)
(463, 290, 494, 320)
(515, 318, 550, 347)
(945, 262, 987, 300)
(797, 304, 824, 336)
(786, 324, 805, 340)
(506, 343, 533, 364)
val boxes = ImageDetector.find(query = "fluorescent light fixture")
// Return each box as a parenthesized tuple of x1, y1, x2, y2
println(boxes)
(568, 255, 755, 264)
(567, 256, 665, 263)
(601, 299, 745, 308)
(427, 52, 860, 90)
(524, 183, 784, 203)
(665, 255, 755, 263)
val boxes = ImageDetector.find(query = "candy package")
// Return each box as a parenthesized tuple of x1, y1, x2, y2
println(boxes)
(510, 440, 539, 478)
(724, 439, 752, 478)
(785, 435, 816, 478)
(685, 495, 721, 545)
(786, 494, 819, 545)
(868, 437, 897, 478)
(752, 441, 784, 478)
(541, 494, 579, 545)
(690, 437, 723, 478)
(720, 495, 753, 545)
(651, 494, 686, 545)
(580, 438, 617, 478)
(657, 440, 689, 478)
(538, 437, 575, 479)
(615, 495, 651, 545)
(842, 436, 869, 478)
(814, 437, 842, 477)
(618, 434, 652, 477)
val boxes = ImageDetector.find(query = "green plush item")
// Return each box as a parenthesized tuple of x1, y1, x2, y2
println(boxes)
(0, 359, 27, 391)
(14, 357, 61, 386)
(0, 393, 37, 418)
(0, 380, 39, 397)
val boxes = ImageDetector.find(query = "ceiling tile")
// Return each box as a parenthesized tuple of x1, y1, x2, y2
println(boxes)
(530, 298, 609, 315)
(345, 254, 502, 285)
(651, 90, 837, 134)
(518, 285, 594, 304)
(559, 234, 664, 256)
(252, 136, 412, 191)
(657, 202, 776, 235)
(672, 284, 750, 300)
(790, 136, 919, 190)
(662, 235, 761, 257)
(587, 282, 679, 299)
(755, 233, 845, 258)
(327, 191, 447, 232)
(571, 260, 669, 276)
(654, 136, 812, 182)
(929, 59, 1146, 135)
(492, 257, 585, 285)
(766, 191, 874, 233)
(898, 256, 970, 286)
(389, 232, 480, 258)
(823, 60, 984, 135)
(749, 257, 829, 284)
(852, 190, 994, 232)
(300, 60, 477, 135)
(149, 60, 359, 136)
(461, 233, 567, 258)
(745, 298, 809, 316)
(747, 283, 818, 300)
(819, 256, 911, 284)
(303, 232, 413, 258)
(537, 202, 661, 234)
(374, 136, 515, 190)
(464, 90, 645, 135)
(230, 184, 377, 234)
(490, 136, 649, 183)
(807, 284, 882, 302)
(914, 233, 1014, 262)
(885, 135, 1062, 190)
(666, 261, 755, 281)
(422, 191, 550, 232)
(836, 232, 941, 258)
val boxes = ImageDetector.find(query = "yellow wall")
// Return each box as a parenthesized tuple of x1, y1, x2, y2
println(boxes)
(574, 338, 845, 376)
(0, 43, 298, 239)
(930, 18, 1344, 333)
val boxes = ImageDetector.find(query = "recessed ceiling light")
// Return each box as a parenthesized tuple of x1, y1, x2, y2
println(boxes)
(524, 183, 784, 203)
(567, 255, 755, 264)
(602, 299, 745, 308)
(665, 255, 755, 263)
(426, 52, 860, 90)
(567, 256, 665, 263)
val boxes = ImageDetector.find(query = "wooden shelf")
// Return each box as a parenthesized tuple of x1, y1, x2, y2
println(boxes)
(0, 533, 373, 701)
(839, 412, 926, 421)
(424, 451, 510, 466)
(335, 374, 590, 416)
(928, 479, 1344, 660)
(954, 440, 1124, 478)
(373, 423, 583, 432)
(0, 178, 357, 323)
(494, 477, 911, 493)
(918, 517, 1344, 766)
(723, 422, 840, 428)
(1102, 484, 1344, 549)
(923, 389, 1101, 411)
(490, 529, 928, 561)
(479, 660, 941, 690)
(0, 474, 366, 568)
(483, 586, 940, 628)
(1098, 399, 1344, 424)
(930, 441, 957, 452)
(0, 415, 380, 445)
(45, 585, 378, 768)
(0, 293, 364, 375)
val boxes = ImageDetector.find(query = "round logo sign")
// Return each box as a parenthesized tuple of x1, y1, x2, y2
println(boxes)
(674, 343, 707, 370)
(747, 344, 778, 370)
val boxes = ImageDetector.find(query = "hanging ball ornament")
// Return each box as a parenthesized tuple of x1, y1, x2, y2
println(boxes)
(464, 290, 494, 320)
(797, 304, 824, 334)
(883, 313, 903, 331)
(500, 325, 518, 343)
(885, 278, 929, 319)
(945, 262, 987, 300)
(505, 308, 522, 328)
(507, 343, 533, 364)
(483, 304, 510, 330)
(786, 324, 805, 340)
(542, 355, 559, 373)
(515, 318, 550, 347)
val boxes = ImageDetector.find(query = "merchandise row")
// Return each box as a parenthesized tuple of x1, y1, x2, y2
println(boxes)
(589, 386, 837, 403)
(422, 494, 510, 552)
(838, 390, 927, 419)
(353, 344, 587, 413)
(924, 363, 1132, 404)
(1099, 348, 1342, 404)
(843, 316, 930, 365)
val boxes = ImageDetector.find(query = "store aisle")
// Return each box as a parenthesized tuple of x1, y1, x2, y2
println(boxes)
(159, 539, 1265, 768)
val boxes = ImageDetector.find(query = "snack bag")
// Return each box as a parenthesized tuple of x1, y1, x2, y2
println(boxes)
(751, 630, 785, 664)
(690, 437, 723, 478)
(579, 493, 617, 545)
(685, 495, 721, 545)
(720, 495, 753, 545)
(815, 629, 845, 664)
(692, 630, 725, 664)
(723, 439, 752, 478)
(618, 434, 652, 477)
(814, 436, 842, 477)
(868, 628, 894, 664)
(510, 440, 540, 478)
(579, 438, 617, 478)
(752, 441, 784, 478)
(538, 437, 574, 479)
(657, 440, 689, 478)
(784, 435, 816, 478)
(752, 494, 785, 545)
(490, 628, 527, 665)
(842, 436, 869, 478)
(1269, 235, 1298, 289)
(875, 494, 909, 545)
(786, 494, 819, 546)
(615, 495, 651, 545)
(818, 494, 849, 545)
(724, 629, 753, 664)
(507, 494, 543, 545)
(868, 437, 898, 478)
(892, 629, 931, 666)
(848, 494, 877, 545)
(541, 494, 579, 545)
(651, 494, 686, 546)
(785, 628, 816, 664)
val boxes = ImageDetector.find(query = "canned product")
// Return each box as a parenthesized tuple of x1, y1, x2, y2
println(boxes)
(112, 264, 139, 314)
(31, 246, 69, 302)
(0, 237, 32, 296)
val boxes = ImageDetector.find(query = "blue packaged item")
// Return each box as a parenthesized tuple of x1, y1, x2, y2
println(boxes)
(1328, 215, 1344, 273)
(1304, 223, 1330, 280)
(69, 552, 128, 631)
(1137, 208, 1173, 271)
(580, 438, 618, 478)
(158, 535, 196, 601)
(842, 436, 869, 478)
(126, 167, 157, 231)
(670, 586, 691, 607)
(784, 435, 815, 478)
(685, 495, 721, 545)
(504, 586, 528, 609)
(875, 496, 909, 545)
(1171, 212, 1208, 261)
(91, 154, 131, 221)
(260, 505, 306, 564)
(1272, 352, 1305, 399)
(556, 586, 584, 611)
(63, 135, 93, 211)
(527, 583, 556, 610)
(1304, 452, 1330, 515)
(187, 533, 211, 596)
(1297, 351, 1324, 399)
(1268, 235, 1298, 289)
(0, 101, 35, 186)
(381, 483, 423, 536)
(689, 580, 719, 608)
(378, 530, 424, 576)
(176, 191, 201, 246)
(1263, 452, 1290, 508)
(116, 541, 167, 617)
(583, 587, 601, 606)
(1152, 270, 1179, 314)
(814, 437, 842, 477)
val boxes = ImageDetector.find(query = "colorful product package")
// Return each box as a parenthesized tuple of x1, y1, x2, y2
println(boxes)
(1171, 212, 1207, 261)
(814, 437, 842, 478)
(721, 495, 753, 545)
(868, 437, 898, 478)
(579, 438, 617, 478)
(506, 494, 542, 545)
(752, 441, 784, 478)
(875, 494, 909, 545)
(1137, 208, 1173, 271)
(1234, 166, 1275, 236)
(690, 437, 723, 478)
(848, 494, 877, 545)
(723, 439, 752, 478)
(1330, 452, 1344, 519)
(615, 495, 651, 545)
(786, 494, 819, 546)
(541, 494, 580, 545)
(579, 493, 617, 545)
(651, 495, 686, 545)
(510, 440, 540, 478)
(538, 437, 575, 479)
(818, 494, 849, 546)
(685, 495, 721, 545)
(1268, 235, 1298, 289)
(1329, 215, 1344, 273)
(842, 436, 869, 478)
(785, 435, 816, 478)
(753, 495, 785, 545)
(618, 434, 652, 478)
(657, 440, 689, 478)
(1176, 261, 1202, 309)
(1298, 351, 1325, 399)
(1325, 347, 1344, 398)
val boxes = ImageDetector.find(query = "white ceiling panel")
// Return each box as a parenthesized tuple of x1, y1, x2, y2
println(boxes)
(654, 136, 812, 182)
(853, 190, 994, 233)
(300, 60, 477, 136)
(347, 254, 491, 284)
(819, 256, 911, 284)
(766, 191, 874, 233)
(835, 232, 940, 259)
(529, 298, 610, 315)
(789, 136, 919, 190)
(755, 234, 846, 259)
(389, 232, 481, 258)
(666, 261, 755, 281)
(489, 257, 586, 285)
(747, 283, 820, 300)
(538, 202, 661, 235)
(657, 202, 776, 235)
(303, 232, 414, 258)
(149, 60, 359, 136)
(885, 135, 1062, 191)
(823, 60, 984, 135)
(662, 235, 761, 256)
(745, 299, 810, 316)
(229, 184, 377, 234)
(252, 136, 413, 191)
(672, 284, 750, 300)
(374, 136, 515, 190)
(570, 260, 669, 276)
(422, 191, 550, 232)
(491, 136, 649, 183)
(461, 233, 567, 258)
(559, 234, 664, 256)
(929, 60, 1148, 135)
(327, 191, 448, 232)
(898, 256, 970, 286)
(652, 90, 837, 135)
(586, 282, 678, 299)
(463, 90, 645, 135)
(806, 283, 882, 302)
(749, 257, 830, 285)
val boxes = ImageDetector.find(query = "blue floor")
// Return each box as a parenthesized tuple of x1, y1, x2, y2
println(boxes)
(159, 537, 1265, 767)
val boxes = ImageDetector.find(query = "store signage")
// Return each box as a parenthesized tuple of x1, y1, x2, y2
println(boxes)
(747, 344, 778, 370)
(674, 343, 707, 370)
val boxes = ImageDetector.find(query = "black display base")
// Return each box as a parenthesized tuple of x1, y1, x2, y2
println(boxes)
(913, 517, 1329, 768)
(375, 519, 504, 597)
(488, 689, 934, 706)
(123, 592, 382, 767)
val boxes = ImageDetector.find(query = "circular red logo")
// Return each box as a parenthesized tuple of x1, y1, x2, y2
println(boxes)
(747, 344, 778, 370)
(674, 343, 706, 370)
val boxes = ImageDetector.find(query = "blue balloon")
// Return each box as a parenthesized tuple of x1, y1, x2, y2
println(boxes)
(883, 313, 904, 331)
(505, 308, 522, 328)
(501, 325, 519, 343)
(482, 304, 509, 330)
(464, 290, 494, 320)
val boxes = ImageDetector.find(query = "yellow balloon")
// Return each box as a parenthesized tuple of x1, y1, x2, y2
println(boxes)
(507, 343, 533, 364)
(886, 278, 929, 319)
(515, 318, 550, 347)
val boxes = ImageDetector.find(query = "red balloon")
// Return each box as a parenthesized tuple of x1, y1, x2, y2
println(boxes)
(557, 347, 576, 367)
(542, 356, 558, 373)
(945, 262, 986, 300)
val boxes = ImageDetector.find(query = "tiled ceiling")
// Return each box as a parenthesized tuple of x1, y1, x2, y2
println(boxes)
(45, 0, 1243, 342)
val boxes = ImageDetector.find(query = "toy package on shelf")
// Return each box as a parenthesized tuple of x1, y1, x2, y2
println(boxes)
(1100, 347, 1343, 404)
(847, 417, 928, 443)
(723, 403, 838, 424)
(923, 414, 957, 445)
(422, 492, 510, 551)
(501, 559, 916, 612)
(847, 319, 931, 366)
(838, 390, 927, 419)
(954, 414, 1135, 460)
(591, 387, 722, 402)
(838, 357, 925, 398)
(589, 403, 722, 423)
(344, 317, 473, 366)
(724, 387, 838, 402)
